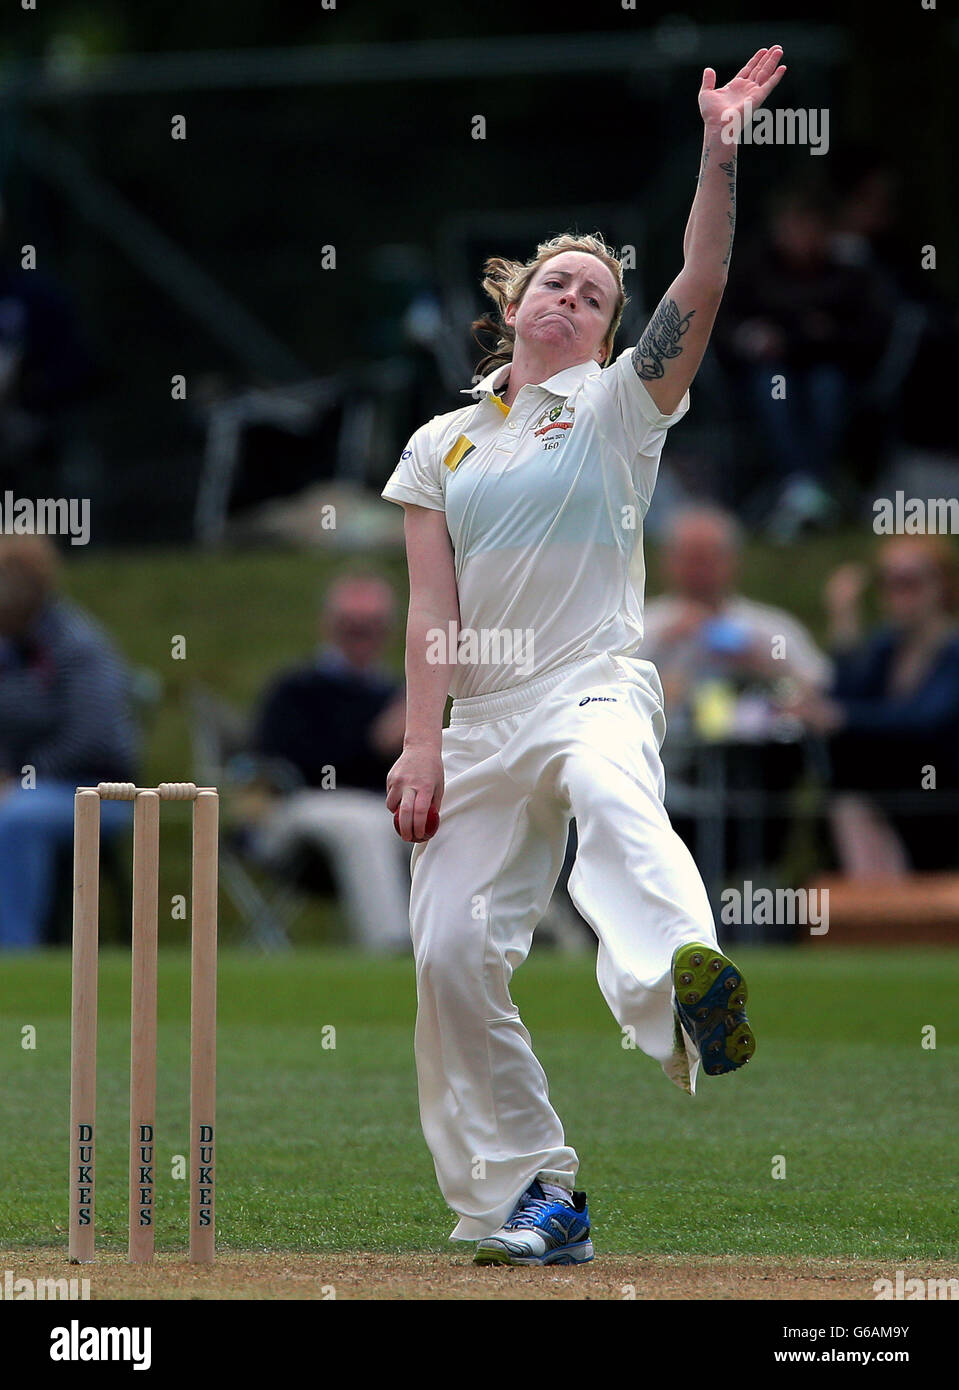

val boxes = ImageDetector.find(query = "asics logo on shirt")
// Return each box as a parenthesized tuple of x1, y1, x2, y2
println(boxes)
(579, 696, 618, 706)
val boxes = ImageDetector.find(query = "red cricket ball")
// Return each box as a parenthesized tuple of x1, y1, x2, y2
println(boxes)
(394, 803, 440, 842)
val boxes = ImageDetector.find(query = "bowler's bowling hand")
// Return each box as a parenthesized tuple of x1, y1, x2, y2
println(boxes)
(386, 744, 444, 842)
(394, 802, 439, 843)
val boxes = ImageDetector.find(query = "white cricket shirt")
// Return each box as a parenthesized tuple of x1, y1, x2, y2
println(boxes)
(381, 346, 689, 699)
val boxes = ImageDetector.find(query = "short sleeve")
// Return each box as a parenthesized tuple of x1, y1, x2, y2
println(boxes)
(596, 346, 691, 505)
(604, 345, 691, 435)
(380, 421, 445, 512)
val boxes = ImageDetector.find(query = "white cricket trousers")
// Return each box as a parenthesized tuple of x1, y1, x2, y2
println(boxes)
(408, 650, 719, 1241)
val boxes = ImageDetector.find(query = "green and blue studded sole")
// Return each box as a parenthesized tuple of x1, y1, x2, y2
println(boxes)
(672, 942, 755, 1076)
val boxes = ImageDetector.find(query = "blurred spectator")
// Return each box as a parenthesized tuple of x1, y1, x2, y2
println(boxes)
(717, 183, 896, 540)
(0, 536, 140, 948)
(638, 506, 830, 873)
(0, 199, 94, 493)
(640, 506, 830, 717)
(799, 537, 959, 875)
(248, 571, 412, 950)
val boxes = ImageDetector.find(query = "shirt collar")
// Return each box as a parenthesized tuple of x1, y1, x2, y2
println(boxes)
(461, 357, 602, 404)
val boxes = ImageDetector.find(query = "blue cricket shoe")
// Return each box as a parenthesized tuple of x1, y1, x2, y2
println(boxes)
(673, 941, 755, 1076)
(474, 1179, 593, 1266)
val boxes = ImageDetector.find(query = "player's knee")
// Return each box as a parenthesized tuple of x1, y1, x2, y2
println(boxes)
(416, 953, 472, 1012)
(414, 923, 495, 1005)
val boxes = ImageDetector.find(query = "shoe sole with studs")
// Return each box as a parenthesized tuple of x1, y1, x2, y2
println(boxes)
(672, 941, 755, 1076)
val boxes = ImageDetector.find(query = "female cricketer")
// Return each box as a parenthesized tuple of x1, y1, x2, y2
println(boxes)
(382, 46, 786, 1266)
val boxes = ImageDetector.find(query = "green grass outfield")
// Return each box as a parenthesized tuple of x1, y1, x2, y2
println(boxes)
(2, 945, 957, 1260)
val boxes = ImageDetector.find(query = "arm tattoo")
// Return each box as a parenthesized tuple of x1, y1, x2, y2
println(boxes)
(631, 298, 696, 381)
(718, 157, 737, 270)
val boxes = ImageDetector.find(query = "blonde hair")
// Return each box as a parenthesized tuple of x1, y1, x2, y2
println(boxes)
(471, 231, 628, 379)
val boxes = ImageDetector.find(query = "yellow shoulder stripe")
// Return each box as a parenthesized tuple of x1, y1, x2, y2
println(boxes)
(443, 435, 476, 472)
